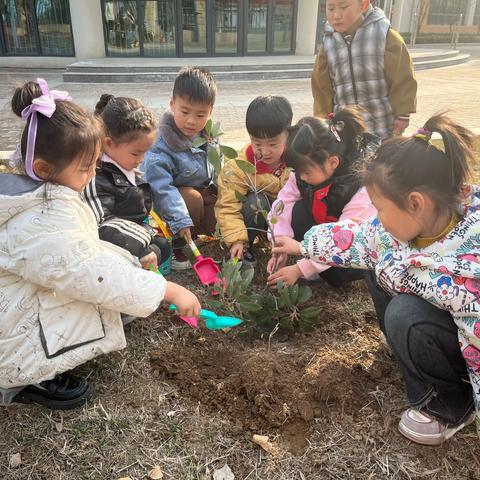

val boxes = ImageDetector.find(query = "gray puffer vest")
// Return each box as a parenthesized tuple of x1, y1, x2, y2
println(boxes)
(324, 6, 392, 138)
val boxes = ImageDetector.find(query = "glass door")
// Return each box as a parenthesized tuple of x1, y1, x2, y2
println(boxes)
(272, 0, 294, 52)
(103, 0, 140, 56)
(181, 0, 207, 54)
(214, 0, 239, 54)
(246, 0, 267, 53)
(141, 0, 176, 57)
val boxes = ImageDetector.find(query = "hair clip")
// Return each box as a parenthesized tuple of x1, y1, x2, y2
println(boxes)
(413, 127, 432, 143)
(330, 125, 341, 142)
(327, 112, 335, 120)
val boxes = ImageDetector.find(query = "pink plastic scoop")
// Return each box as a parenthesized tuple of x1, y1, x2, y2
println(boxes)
(187, 239, 221, 286)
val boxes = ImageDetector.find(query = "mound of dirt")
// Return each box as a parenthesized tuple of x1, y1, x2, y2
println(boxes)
(150, 325, 393, 454)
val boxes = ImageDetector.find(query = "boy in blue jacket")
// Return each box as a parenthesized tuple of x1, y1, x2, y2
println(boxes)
(142, 66, 218, 270)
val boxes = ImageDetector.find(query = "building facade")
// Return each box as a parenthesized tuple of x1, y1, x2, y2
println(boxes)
(0, 0, 478, 67)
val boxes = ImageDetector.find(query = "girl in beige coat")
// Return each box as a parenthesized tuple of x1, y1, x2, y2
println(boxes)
(0, 79, 200, 410)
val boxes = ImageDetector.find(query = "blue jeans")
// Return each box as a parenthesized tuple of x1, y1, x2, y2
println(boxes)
(366, 273, 474, 425)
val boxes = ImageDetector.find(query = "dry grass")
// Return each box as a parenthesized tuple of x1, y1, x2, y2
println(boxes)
(1, 140, 480, 480)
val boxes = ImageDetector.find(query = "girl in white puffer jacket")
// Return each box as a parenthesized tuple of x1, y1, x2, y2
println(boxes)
(0, 79, 200, 410)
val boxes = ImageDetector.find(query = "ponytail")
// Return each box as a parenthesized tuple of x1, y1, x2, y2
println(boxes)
(364, 113, 475, 212)
(286, 107, 367, 171)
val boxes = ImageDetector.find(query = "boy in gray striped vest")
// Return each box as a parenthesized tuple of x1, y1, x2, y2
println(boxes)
(312, 0, 417, 138)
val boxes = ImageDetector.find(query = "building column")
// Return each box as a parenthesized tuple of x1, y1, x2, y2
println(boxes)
(294, 0, 319, 55)
(465, 0, 477, 26)
(69, 0, 105, 60)
(391, 0, 413, 33)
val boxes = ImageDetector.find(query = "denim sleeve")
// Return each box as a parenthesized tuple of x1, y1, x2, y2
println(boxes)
(143, 151, 193, 235)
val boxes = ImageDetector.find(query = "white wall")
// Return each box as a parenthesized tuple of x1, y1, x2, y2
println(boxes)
(295, 0, 320, 55)
(69, 0, 105, 59)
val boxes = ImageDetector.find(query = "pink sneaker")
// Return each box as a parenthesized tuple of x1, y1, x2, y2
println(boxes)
(398, 408, 475, 446)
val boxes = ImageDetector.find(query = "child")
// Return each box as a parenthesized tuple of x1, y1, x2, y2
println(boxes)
(215, 95, 293, 264)
(272, 114, 479, 445)
(0, 79, 200, 410)
(142, 66, 218, 270)
(267, 108, 378, 287)
(312, 0, 417, 138)
(84, 94, 171, 273)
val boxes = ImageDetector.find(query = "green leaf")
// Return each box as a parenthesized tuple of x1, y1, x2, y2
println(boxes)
(235, 159, 256, 175)
(235, 190, 247, 202)
(211, 121, 222, 138)
(192, 137, 207, 148)
(297, 286, 312, 304)
(207, 145, 222, 175)
(239, 301, 262, 312)
(289, 284, 299, 304)
(299, 306, 320, 320)
(204, 118, 213, 134)
(241, 266, 255, 286)
(220, 145, 238, 159)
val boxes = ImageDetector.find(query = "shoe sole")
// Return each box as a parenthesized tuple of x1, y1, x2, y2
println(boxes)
(398, 412, 475, 446)
(14, 383, 93, 411)
(171, 263, 192, 271)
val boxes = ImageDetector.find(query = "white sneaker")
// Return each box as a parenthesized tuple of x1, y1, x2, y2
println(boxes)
(171, 250, 191, 271)
(398, 408, 475, 446)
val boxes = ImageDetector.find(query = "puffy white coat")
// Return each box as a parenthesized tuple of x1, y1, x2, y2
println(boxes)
(0, 174, 166, 389)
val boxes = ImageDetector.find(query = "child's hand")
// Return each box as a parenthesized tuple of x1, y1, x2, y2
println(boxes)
(164, 282, 201, 317)
(272, 237, 302, 256)
(393, 117, 409, 135)
(230, 242, 244, 259)
(140, 251, 158, 271)
(266, 252, 287, 274)
(267, 264, 302, 287)
(179, 227, 192, 243)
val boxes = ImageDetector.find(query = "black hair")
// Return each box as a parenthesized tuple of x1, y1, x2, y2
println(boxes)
(286, 107, 366, 172)
(94, 94, 156, 143)
(246, 95, 293, 139)
(363, 113, 474, 212)
(172, 66, 217, 106)
(11, 80, 104, 181)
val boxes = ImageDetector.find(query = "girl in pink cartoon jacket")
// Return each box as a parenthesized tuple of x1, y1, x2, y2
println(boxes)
(273, 113, 480, 446)
(267, 108, 378, 287)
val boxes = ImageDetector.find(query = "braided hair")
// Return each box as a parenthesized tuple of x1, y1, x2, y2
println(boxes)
(95, 94, 156, 143)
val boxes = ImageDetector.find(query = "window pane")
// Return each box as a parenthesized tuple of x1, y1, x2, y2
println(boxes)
(428, 0, 468, 25)
(36, 0, 74, 56)
(215, 0, 238, 54)
(104, 0, 140, 56)
(247, 0, 267, 53)
(273, 0, 294, 52)
(0, 0, 37, 54)
(141, 0, 176, 57)
(182, 0, 206, 54)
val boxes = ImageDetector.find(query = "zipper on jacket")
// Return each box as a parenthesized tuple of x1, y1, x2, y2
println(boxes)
(343, 35, 359, 104)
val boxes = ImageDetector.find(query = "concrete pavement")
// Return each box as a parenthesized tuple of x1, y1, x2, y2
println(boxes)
(0, 48, 479, 153)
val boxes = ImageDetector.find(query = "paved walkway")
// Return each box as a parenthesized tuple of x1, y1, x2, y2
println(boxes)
(1, 50, 479, 152)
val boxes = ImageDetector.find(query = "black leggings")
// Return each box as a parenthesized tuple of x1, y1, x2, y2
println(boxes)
(291, 198, 364, 288)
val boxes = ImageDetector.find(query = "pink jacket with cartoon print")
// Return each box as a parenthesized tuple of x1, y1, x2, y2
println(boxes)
(268, 172, 377, 278)
(300, 185, 480, 430)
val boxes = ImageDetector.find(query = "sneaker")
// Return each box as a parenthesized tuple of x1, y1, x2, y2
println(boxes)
(171, 249, 192, 271)
(398, 408, 475, 446)
(12, 373, 92, 410)
(242, 248, 257, 266)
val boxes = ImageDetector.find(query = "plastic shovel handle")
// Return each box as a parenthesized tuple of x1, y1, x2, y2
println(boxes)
(187, 240, 202, 259)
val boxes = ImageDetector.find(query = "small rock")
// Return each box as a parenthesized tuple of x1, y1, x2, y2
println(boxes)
(9, 453, 22, 468)
(213, 464, 235, 480)
(148, 465, 164, 479)
(252, 434, 275, 454)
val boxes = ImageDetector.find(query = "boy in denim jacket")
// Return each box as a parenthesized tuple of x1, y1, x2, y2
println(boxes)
(143, 67, 218, 270)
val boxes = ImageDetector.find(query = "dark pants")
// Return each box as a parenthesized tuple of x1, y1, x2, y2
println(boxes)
(365, 272, 474, 425)
(241, 192, 271, 244)
(291, 198, 365, 288)
(174, 186, 217, 250)
(149, 236, 171, 266)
